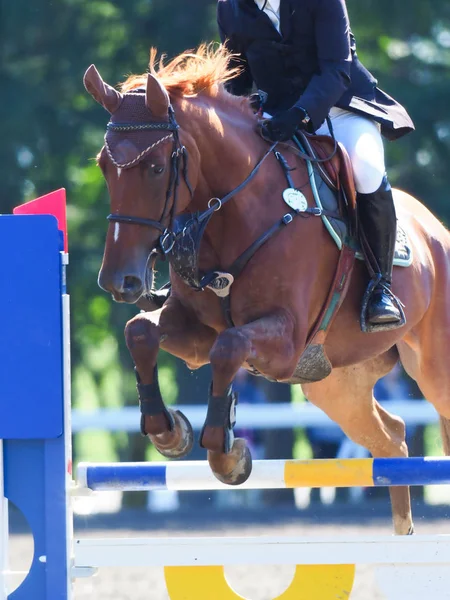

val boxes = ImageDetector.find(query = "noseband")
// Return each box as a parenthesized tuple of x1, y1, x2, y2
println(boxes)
(106, 105, 193, 254)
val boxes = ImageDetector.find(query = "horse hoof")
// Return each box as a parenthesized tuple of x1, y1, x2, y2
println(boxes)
(150, 409, 194, 459)
(208, 438, 253, 486)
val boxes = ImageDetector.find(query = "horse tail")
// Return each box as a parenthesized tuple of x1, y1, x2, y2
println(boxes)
(439, 417, 450, 455)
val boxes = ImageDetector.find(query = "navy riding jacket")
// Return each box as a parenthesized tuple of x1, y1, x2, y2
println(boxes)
(217, 0, 414, 140)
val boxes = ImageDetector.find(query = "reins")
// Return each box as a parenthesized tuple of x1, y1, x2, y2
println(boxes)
(260, 116, 338, 164)
(196, 142, 278, 223)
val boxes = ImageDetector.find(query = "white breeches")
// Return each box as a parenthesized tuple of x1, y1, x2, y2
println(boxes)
(315, 107, 386, 194)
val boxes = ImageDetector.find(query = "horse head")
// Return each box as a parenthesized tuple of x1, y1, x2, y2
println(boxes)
(84, 63, 197, 303)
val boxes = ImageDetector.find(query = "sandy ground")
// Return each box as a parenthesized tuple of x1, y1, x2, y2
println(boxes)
(7, 505, 450, 600)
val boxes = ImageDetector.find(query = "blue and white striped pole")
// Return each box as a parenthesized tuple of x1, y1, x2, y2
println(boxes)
(76, 456, 450, 493)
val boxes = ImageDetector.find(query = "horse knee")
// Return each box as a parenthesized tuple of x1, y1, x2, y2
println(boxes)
(338, 405, 408, 459)
(124, 315, 160, 359)
(368, 412, 408, 458)
(391, 414, 407, 443)
(210, 329, 251, 375)
(377, 407, 407, 449)
(429, 397, 450, 420)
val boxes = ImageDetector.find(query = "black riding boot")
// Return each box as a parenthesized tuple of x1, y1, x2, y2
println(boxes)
(357, 176, 405, 331)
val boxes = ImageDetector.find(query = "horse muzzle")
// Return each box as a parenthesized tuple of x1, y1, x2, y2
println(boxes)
(98, 268, 153, 304)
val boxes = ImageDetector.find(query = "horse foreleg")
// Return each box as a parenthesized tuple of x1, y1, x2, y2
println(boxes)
(302, 354, 414, 536)
(125, 297, 217, 459)
(201, 310, 296, 485)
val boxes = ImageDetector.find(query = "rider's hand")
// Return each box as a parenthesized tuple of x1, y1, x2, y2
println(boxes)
(249, 92, 264, 114)
(263, 106, 310, 142)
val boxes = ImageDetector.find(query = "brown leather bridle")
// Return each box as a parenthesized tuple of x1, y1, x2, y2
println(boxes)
(106, 105, 193, 255)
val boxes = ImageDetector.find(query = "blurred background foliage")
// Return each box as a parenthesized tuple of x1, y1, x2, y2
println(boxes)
(1, 0, 449, 471)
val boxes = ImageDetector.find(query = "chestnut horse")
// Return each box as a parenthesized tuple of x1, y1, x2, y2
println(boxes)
(84, 46, 450, 535)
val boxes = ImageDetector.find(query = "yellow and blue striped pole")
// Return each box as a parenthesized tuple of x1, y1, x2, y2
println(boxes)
(76, 457, 450, 492)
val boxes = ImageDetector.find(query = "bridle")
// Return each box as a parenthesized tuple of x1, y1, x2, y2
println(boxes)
(106, 105, 193, 255)
(105, 103, 278, 258)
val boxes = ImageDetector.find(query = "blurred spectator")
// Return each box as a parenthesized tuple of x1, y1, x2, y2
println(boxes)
(306, 424, 346, 462)
(375, 362, 410, 402)
(234, 368, 267, 460)
(260, 379, 296, 507)
(305, 421, 347, 504)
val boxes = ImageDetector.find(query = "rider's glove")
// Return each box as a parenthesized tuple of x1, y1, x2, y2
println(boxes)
(249, 90, 268, 115)
(263, 106, 311, 142)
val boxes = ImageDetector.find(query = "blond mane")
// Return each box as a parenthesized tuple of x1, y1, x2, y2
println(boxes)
(121, 43, 242, 98)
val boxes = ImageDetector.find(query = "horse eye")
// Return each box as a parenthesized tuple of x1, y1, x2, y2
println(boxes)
(151, 165, 165, 175)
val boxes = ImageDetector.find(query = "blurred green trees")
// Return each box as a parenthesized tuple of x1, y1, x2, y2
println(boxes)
(1, 0, 219, 462)
(1, 0, 450, 463)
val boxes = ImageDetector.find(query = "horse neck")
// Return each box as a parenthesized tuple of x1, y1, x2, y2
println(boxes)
(175, 95, 338, 330)
(177, 95, 280, 261)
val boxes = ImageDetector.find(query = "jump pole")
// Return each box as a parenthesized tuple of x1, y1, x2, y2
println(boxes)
(2, 192, 450, 599)
(76, 455, 450, 491)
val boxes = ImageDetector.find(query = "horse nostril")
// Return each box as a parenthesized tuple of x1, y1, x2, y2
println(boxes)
(123, 275, 143, 294)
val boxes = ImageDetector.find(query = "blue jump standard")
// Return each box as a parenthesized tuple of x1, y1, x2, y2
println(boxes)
(1, 215, 70, 600)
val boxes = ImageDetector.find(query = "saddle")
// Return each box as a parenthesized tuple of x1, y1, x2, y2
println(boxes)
(299, 132, 411, 267)
(304, 133, 357, 219)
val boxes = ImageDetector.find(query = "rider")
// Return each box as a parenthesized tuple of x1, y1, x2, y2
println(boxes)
(217, 0, 414, 331)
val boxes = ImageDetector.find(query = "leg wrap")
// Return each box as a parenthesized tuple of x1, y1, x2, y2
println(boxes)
(135, 365, 174, 435)
(200, 384, 238, 453)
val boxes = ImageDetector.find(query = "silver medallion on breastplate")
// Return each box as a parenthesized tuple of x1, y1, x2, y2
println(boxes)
(282, 188, 308, 212)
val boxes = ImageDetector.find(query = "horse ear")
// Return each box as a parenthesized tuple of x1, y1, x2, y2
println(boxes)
(145, 73, 170, 119)
(83, 64, 123, 114)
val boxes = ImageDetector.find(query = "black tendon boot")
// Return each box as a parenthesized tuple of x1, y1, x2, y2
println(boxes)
(357, 176, 406, 332)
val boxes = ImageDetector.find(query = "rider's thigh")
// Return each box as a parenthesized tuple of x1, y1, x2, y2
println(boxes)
(316, 108, 385, 194)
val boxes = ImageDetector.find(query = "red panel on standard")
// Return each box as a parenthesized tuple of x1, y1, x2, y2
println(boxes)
(13, 188, 68, 252)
